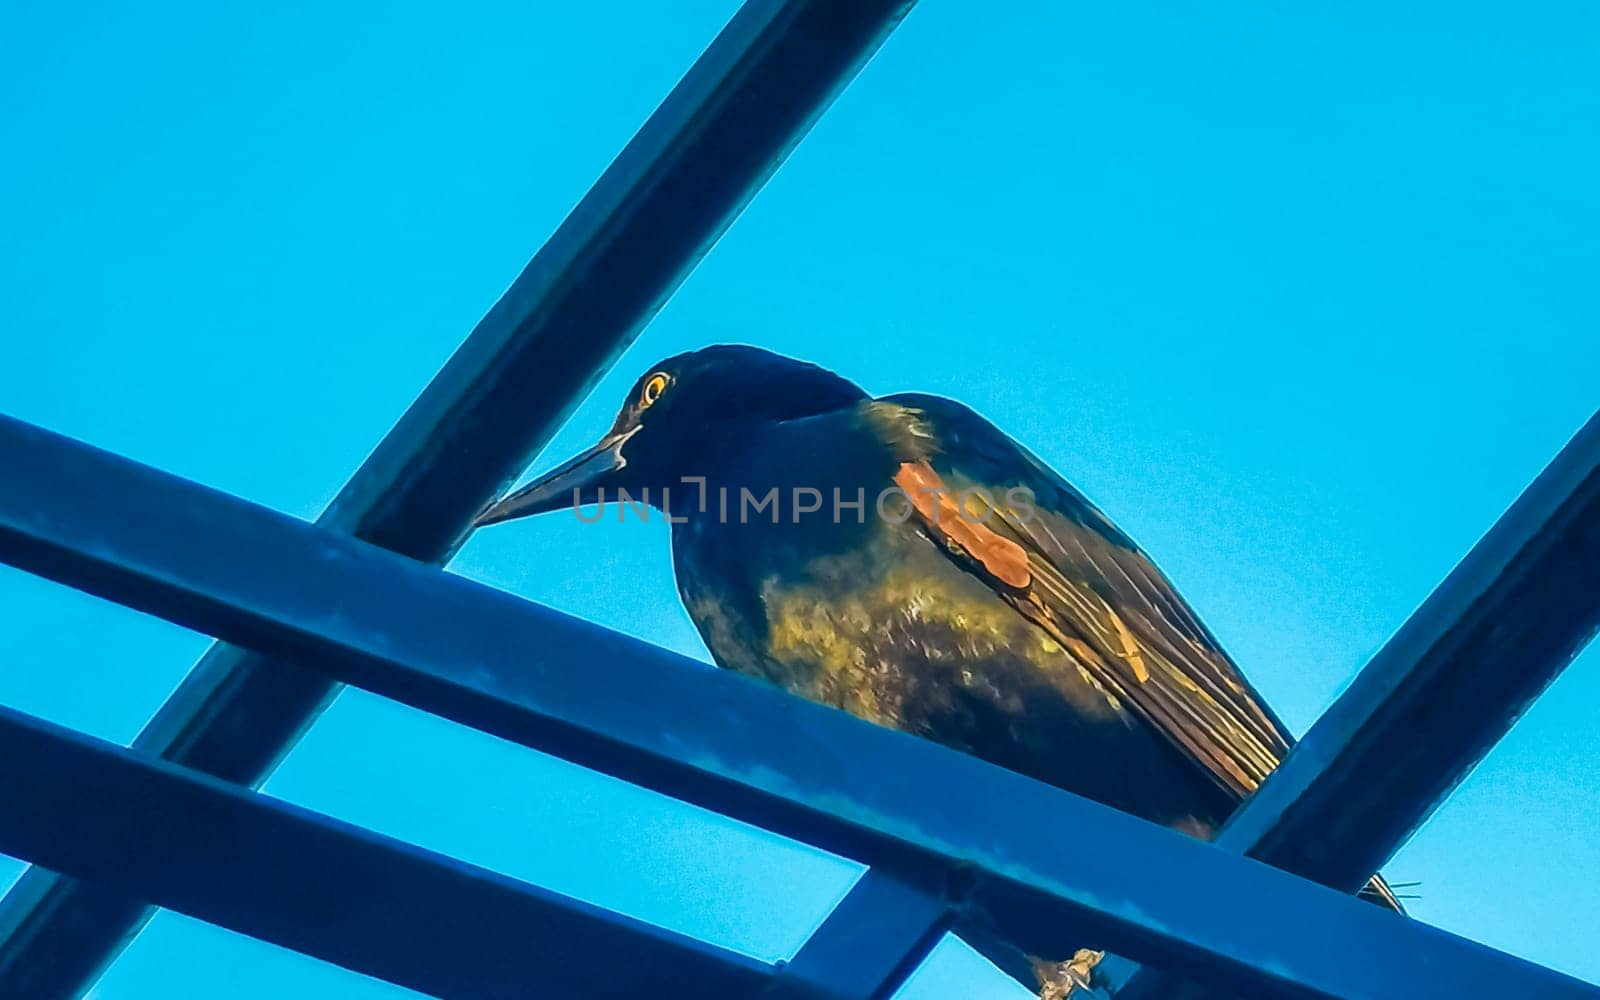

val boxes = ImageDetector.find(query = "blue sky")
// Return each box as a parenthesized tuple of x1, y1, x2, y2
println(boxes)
(2, 1, 1598, 996)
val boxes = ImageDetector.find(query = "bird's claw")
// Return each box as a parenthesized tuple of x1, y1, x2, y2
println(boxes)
(1036, 948, 1107, 999)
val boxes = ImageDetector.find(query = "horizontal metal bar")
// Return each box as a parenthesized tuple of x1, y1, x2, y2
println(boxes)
(0, 702, 776, 1000)
(4, 421, 1596, 998)
(0, 0, 917, 993)
(1110, 410, 1600, 999)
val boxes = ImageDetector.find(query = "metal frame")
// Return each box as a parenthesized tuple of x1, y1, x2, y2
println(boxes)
(2, 414, 1597, 998)
(0, 0, 1596, 996)
(0, 704, 775, 999)
(0, 0, 914, 993)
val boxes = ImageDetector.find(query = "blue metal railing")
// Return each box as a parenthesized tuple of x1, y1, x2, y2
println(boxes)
(0, 0, 917, 994)
(0, 0, 1595, 994)
(0, 412, 1596, 998)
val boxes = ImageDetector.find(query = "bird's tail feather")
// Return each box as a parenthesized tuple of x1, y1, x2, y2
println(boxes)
(1360, 873, 1408, 912)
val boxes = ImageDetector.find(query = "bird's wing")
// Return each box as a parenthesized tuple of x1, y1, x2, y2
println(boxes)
(876, 395, 1406, 911)
(876, 393, 1294, 800)
(870, 394, 1403, 911)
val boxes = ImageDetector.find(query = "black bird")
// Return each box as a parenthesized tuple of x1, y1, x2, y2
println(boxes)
(473, 345, 1401, 991)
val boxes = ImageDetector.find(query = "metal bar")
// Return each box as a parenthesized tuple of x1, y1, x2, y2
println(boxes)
(749, 408, 1600, 1000)
(3, 418, 1595, 999)
(0, 702, 777, 1000)
(0, 0, 916, 993)
(1106, 410, 1600, 999)
(766, 867, 952, 1000)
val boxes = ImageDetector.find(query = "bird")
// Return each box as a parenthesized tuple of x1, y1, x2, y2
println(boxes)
(472, 344, 1402, 994)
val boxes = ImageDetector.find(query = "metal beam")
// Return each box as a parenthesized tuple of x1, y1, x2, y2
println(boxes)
(1220, 413, 1600, 881)
(0, 0, 916, 993)
(0, 703, 777, 1000)
(3, 417, 1595, 999)
(702, 410, 1600, 1000)
(765, 867, 952, 1000)
(1104, 410, 1600, 999)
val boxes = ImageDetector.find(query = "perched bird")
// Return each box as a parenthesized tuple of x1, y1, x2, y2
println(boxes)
(473, 345, 1400, 991)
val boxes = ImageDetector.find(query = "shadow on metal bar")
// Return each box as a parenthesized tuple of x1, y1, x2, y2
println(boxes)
(3, 416, 1597, 999)
(0, 0, 916, 994)
(0, 703, 779, 1000)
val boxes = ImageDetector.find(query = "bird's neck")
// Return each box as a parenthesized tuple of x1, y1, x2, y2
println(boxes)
(661, 404, 896, 537)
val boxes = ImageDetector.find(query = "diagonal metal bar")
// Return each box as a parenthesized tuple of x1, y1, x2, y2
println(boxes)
(0, 703, 780, 1000)
(3, 418, 1597, 999)
(765, 867, 953, 1000)
(1100, 410, 1600, 999)
(744, 405, 1600, 1000)
(0, 0, 915, 994)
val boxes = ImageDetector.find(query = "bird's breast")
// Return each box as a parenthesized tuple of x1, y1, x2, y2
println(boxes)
(673, 499, 1231, 830)
(675, 517, 1129, 762)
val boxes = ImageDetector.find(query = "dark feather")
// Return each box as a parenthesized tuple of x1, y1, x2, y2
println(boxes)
(879, 392, 1403, 911)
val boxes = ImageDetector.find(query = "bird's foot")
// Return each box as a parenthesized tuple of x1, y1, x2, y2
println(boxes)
(1035, 949, 1107, 999)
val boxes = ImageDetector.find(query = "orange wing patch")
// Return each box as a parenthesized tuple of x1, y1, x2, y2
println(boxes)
(895, 462, 1032, 589)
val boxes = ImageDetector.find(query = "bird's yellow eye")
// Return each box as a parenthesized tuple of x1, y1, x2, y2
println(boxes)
(640, 372, 670, 409)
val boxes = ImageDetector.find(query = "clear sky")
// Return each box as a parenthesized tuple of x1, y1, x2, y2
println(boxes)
(2, 1, 1597, 996)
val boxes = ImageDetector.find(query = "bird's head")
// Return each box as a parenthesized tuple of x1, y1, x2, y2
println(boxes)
(472, 345, 866, 526)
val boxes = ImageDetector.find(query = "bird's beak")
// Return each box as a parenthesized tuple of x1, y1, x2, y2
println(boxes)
(472, 426, 640, 528)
